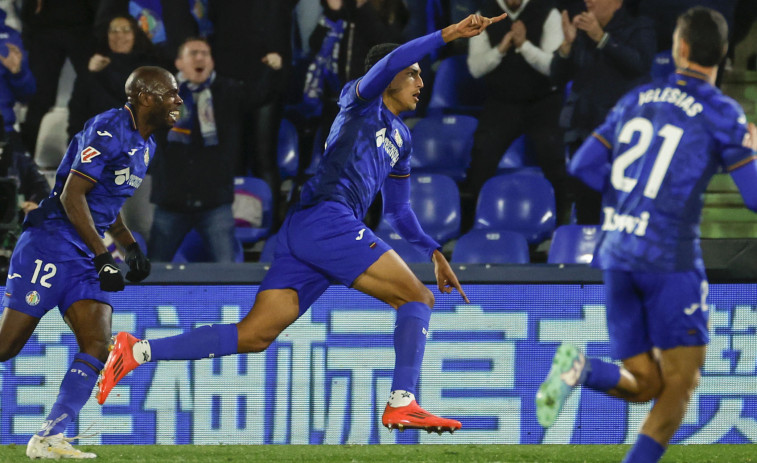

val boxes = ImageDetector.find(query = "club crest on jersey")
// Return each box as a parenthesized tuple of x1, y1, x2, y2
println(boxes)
(25, 291, 40, 306)
(80, 146, 101, 163)
(393, 129, 403, 147)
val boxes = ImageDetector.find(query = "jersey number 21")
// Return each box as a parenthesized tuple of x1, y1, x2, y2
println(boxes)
(611, 117, 684, 199)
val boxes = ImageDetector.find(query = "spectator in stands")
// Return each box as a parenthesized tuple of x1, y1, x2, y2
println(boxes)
(0, 114, 49, 220)
(94, 0, 206, 71)
(551, 0, 655, 224)
(300, 0, 407, 175)
(67, 15, 159, 139)
(19, 0, 97, 156)
(148, 37, 272, 263)
(465, 0, 570, 225)
(0, 7, 34, 155)
(208, 0, 293, 208)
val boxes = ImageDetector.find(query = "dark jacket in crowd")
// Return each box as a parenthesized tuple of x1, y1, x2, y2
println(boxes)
(550, 7, 656, 143)
(0, 142, 49, 205)
(150, 75, 266, 212)
(309, 0, 406, 85)
(68, 52, 159, 139)
(20, 0, 98, 31)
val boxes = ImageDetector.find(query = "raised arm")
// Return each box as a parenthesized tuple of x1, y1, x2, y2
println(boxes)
(358, 13, 507, 100)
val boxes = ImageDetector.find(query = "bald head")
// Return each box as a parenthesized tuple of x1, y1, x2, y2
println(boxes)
(125, 66, 176, 106)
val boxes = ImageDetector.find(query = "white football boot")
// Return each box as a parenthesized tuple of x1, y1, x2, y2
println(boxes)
(26, 433, 97, 459)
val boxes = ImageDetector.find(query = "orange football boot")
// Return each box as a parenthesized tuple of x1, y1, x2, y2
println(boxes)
(96, 332, 141, 405)
(382, 400, 461, 434)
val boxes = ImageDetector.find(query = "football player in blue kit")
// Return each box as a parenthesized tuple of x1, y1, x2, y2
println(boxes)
(0, 66, 182, 459)
(98, 13, 506, 434)
(535, 7, 757, 463)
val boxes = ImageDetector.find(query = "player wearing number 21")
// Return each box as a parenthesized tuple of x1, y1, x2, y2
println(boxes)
(0, 66, 181, 459)
(536, 7, 757, 463)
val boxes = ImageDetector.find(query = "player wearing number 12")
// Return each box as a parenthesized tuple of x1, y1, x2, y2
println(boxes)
(0, 66, 181, 459)
(536, 7, 757, 463)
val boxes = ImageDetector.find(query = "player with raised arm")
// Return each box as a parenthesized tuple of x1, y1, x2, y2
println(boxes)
(535, 7, 757, 463)
(97, 13, 505, 434)
(0, 66, 181, 459)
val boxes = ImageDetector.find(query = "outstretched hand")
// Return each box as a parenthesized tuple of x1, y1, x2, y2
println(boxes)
(443, 13, 507, 42)
(432, 250, 470, 303)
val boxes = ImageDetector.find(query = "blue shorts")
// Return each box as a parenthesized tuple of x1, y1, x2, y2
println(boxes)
(2, 227, 111, 318)
(259, 201, 392, 315)
(603, 269, 710, 360)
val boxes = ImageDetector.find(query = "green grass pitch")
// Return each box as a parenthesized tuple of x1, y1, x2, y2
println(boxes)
(0, 444, 755, 462)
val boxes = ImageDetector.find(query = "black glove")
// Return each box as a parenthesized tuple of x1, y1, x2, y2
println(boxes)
(124, 242, 151, 282)
(94, 252, 125, 292)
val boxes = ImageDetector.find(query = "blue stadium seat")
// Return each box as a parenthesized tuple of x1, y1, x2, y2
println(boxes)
(474, 173, 556, 244)
(278, 118, 299, 179)
(259, 233, 278, 262)
(651, 50, 675, 80)
(428, 55, 485, 115)
(172, 229, 244, 263)
(378, 174, 461, 244)
(451, 229, 530, 264)
(375, 229, 430, 263)
(547, 225, 600, 264)
(497, 134, 541, 174)
(410, 114, 477, 181)
(233, 177, 273, 244)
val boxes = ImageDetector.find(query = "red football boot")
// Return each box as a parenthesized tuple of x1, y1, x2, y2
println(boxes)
(96, 332, 141, 405)
(382, 400, 462, 434)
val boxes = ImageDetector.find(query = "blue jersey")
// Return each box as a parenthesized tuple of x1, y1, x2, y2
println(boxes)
(582, 71, 754, 272)
(26, 104, 155, 257)
(299, 79, 413, 220)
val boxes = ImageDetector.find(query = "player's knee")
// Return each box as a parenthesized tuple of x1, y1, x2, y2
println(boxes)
(237, 328, 277, 354)
(0, 344, 20, 362)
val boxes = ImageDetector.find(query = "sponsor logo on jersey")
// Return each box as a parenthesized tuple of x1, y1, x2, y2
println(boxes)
(7, 273, 21, 279)
(356, 228, 365, 240)
(683, 302, 709, 316)
(80, 146, 101, 163)
(375, 128, 386, 147)
(97, 130, 113, 137)
(128, 148, 138, 156)
(25, 291, 40, 306)
(601, 207, 650, 236)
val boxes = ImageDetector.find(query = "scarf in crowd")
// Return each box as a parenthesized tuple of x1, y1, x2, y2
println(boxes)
(167, 71, 218, 146)
(301, 15, 345, 117)
(129, 0, 166, 44)
(189, 0, 213, 37)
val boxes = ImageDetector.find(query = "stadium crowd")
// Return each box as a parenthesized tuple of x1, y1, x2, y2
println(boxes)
(0, 0, 754, 265)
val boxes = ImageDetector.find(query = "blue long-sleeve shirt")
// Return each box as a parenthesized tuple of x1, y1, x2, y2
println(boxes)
(299, 30, 445, 258)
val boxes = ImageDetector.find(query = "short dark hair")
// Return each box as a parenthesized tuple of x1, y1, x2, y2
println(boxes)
(177, 36, 211, 59)
(676, 7, 728, 67)
(364, 43, 400, 73)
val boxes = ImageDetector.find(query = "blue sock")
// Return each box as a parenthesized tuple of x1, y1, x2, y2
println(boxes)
(391, 302, 432, 395)
(150, 324, 238, 361)
(582, 357, 621, 392)
(622, 434, 666, 463)
(38, 353, 103, 437)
